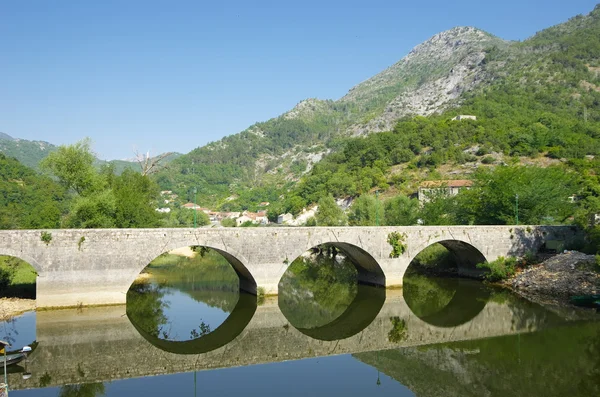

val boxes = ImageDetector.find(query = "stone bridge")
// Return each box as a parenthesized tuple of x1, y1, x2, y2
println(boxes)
(0, 225, 576, 308)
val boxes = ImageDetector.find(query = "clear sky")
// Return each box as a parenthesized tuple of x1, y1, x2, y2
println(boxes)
(2, 0, 598, 160)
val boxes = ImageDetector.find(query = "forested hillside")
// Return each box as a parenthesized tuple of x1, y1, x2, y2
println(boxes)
(155, 5, 600, 215)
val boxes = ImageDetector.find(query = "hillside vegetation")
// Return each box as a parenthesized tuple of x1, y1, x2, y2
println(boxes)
(155, 5, 600, 218)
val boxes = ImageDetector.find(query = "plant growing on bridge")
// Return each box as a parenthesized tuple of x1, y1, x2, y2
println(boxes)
(257, 287, 266, 306)
(78, 236, 86, 251)
(387, 232, 407, 258)
(41, 231, 52, 245)
(388, 316, 408, 343)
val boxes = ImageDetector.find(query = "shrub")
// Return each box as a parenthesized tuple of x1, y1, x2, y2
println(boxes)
(481, 156, 496, 164)
(477, 256, 518, 282)
(40, 231, 52, 245)
(387, 232, 407, 258)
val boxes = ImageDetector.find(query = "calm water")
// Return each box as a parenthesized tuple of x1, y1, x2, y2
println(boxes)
(2, 257, 600, 396)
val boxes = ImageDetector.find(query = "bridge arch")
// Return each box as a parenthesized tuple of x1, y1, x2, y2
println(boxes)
(408, 238, 488, 278)
(0, 248, 42, 273)
(283, 240, 386, 287)
(131, 242, 257, 295)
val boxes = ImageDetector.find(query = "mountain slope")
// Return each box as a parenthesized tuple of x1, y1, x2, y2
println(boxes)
(157, 4, 600, 208)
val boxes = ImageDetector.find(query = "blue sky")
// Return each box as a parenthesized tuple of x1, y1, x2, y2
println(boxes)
(2, 1, 598, 160)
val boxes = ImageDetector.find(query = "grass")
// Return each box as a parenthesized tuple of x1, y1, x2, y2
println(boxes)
(0, 255, 37, 298)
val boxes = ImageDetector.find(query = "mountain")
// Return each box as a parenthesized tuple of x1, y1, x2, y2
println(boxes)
(0, 133, 181, 174)
(0, 134, 57, 170)
(157, 4, 600, 208)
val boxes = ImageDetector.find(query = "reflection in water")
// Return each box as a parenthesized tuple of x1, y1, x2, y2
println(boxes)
(403, 273, 491, 327)
(126, 249, 240, 343)
(278, 249, 385, 340)
(279, 252, 358, 330)
(355, 320, 600, 397)
(58, 383, 105, 397)
(129, 292, 256, 355)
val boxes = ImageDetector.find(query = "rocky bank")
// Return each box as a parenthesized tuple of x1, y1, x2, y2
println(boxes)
(505, 252, 600, 311)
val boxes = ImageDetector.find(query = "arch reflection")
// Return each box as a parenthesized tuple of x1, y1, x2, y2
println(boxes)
(128, 291, 257, 354)
(279, 244, 385, 341)
(403, 274, 491, 327)
(295, 284, 385, 341)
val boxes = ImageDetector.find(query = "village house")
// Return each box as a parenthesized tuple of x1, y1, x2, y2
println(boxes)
(277, 213, 294, 225)
(418, 180, 473, 202)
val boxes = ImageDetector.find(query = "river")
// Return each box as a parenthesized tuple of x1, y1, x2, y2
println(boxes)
(1, 252, 599, 396)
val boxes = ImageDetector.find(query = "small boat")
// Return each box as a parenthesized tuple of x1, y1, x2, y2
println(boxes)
(0, 352, 27, 366)
(570, 295, 600, 308)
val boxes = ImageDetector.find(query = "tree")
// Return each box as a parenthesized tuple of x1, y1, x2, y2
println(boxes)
(315, 195, 347, 226)
(40, 138, 102, 195)
(112, 169, 161, 228)
(457, 166, 578, 225)
(348, 194, 384, 226)
(384, 195, 420, 226)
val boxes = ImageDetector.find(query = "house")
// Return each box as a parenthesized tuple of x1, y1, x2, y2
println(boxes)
(236, 215, 253, 226)
(259, 202, 270, 207)
(277, 213, 294, 225)
(418, 180, 473, 202)
(155, 207, 171, 213)
(451, 115, 477, 121)
(182, 203, 201, 210)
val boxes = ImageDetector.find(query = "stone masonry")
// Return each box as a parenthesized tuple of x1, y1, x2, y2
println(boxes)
(0, 226, 577, 308)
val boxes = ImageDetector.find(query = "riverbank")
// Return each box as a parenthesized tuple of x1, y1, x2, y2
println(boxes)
(502, 251, 600, 312)
(0, 298, 36, 320)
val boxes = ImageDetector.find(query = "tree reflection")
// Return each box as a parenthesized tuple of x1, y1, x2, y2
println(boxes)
(126, 279, 169, 338)
(58, 383, 105, 397)
(279, 251, 358, 329)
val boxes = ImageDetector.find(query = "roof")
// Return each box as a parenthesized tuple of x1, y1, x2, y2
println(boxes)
(0, 340, 9, 347)
(420, 180, 473, 188)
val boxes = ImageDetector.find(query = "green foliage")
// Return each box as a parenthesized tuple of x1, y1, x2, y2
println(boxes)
(40, 231, 52, 245)
(384, 195, 419, 226)
(315, 195, 347, 226)
(0, 255, 37, 298)
(0, 153, 67, 229)
(58, 383, 105, 397)
(257, 286, 266, 306)
(348, 194, 384, 226)
(387, 231, 407, 258)
(40, 138, 102, 195)
(454, 166, 578, 225)
(278, 252, 358, 329)
(411, 243, 455, 271)
(388, 316, 408, 343)
(220, 217, 236, 227)
(477, 256, 518, 281)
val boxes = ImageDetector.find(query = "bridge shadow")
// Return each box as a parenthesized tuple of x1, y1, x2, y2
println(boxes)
(128, 292, 257, 355)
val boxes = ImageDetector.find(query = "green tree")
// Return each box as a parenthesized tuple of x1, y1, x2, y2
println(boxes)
(112, 169, 161, 228)
(40, 138, 102, 195)
(315, 195, 347, 226)
(348, 194, 384, 226)
(384, 195, 420, 226)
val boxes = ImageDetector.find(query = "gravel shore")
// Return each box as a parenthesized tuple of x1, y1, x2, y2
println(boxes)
(0, 298, 36, 321)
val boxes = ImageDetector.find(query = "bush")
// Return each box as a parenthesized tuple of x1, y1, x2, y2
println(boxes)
(477, 256, 518, 282)
(481, 156, 496, 164)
